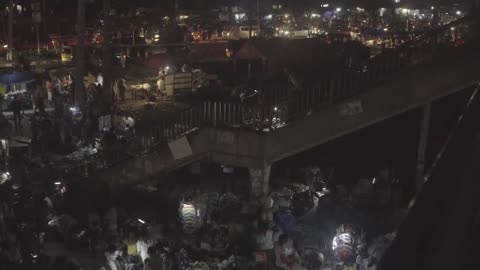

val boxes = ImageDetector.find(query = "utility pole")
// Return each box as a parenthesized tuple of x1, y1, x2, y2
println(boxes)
(32, 1, 42, 55)
(75, 0, 86, 106)
(257, 0, 261, 33)
(7, 0, 13, 61)
(102, 0, 113, 110)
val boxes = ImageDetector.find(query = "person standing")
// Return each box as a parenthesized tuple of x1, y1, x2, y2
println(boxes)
(46, 79, 54, 107)
(157, 71, 165, 94)
(97, 72, 104, 87)
(254, 222, 275, 270)
(119, 78, 127, 101)
(113, 80, 119, 101)
(33, 81, 46, 113)
(11, 95, 23, 132)
(275, 234, 306, 270)
(120, 54, 127, 69)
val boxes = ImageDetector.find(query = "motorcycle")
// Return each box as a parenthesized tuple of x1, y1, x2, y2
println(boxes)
(302, 247, 324, 270)
(179, 196, 202, 234)
(332, 224, 366, 265)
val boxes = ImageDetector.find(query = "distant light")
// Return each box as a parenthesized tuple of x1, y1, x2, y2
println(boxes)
(456, 10, 461, 16)
(274, 106, 278, 111)
(431, 6, 435, 10)
(55, 182, 61, 185)
(372, 178, 376, 184)
(165, 66, 170, 70)
(383, 28, 389, 32)
(138, 218, 146, 224)
(321, 4, 329, 8)
(2, 45, 7, 48)
(450, 27, 455, 31)
(394, 0, 400, 3)
(284, 14, 289, 18)
(336, 7, 342, 12)
(356, 7, 364, 12)
(154, 34, 159, 38)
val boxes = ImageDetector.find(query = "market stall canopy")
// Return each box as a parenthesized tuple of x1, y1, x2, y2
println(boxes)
(232, 39, 369, 87)
(188, 42, 231, 63)
(125, 65, 158, 82)
(49, 67, 75, 79)
(145, 53, 179, 70)
(0, 72, 35, 85)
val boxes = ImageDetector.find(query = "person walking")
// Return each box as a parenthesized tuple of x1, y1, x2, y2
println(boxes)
(11, 95, 23, 132)
(46, 78, 54, 107)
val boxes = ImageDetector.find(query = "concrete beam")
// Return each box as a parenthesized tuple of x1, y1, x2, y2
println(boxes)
(264, 48, 480, 164)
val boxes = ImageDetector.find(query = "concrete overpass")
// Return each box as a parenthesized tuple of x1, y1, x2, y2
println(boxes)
(93, 17, 480, 193)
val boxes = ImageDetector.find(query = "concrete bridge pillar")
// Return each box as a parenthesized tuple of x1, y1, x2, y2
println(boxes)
(249, 165, 271, 196)
(249, 165, 273, 223)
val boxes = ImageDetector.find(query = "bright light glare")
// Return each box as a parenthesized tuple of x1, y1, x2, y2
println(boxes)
(456, 10, 461, 15)
(138, 218, 146, 224)
(54, 182, 61, 185)
(336, 7, 342, 12)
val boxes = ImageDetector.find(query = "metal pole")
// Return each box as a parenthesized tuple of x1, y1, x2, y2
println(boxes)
(103, 0, 113, 110)
(257, 0, 261, 33)
(75, 0, 86, 106)
(7, 0, 13, 61)
(36, 24, 40, 55)
(415, 102, 431, 192)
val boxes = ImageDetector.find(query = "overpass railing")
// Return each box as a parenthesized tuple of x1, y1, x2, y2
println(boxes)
(139, 15, 475, 138)
(63, 16, 477, 178)
(119, 15, 478, 156)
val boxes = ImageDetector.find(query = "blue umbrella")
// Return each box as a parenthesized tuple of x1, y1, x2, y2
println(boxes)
(0, 72, 35, 85)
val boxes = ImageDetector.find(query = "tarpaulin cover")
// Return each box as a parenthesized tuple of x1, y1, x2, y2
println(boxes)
(0, 72, 35, 85)
(275, 210, 297, 233)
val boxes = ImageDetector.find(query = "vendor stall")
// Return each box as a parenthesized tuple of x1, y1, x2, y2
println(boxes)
(0, 71, 36, 110)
